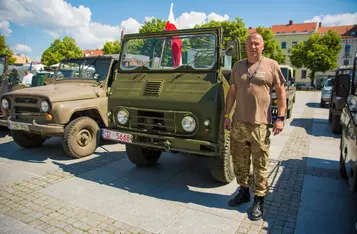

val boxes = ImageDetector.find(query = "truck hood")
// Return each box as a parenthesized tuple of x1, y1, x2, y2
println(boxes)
(6, 83, 103, 102)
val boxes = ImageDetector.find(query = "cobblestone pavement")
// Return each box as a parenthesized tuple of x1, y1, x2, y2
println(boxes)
(0, 91, 356, 234)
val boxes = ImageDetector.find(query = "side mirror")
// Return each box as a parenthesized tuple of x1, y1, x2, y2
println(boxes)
(335, 74, 351, 97)
(225, 40, 237, 56)
(290, 77, 295, 84)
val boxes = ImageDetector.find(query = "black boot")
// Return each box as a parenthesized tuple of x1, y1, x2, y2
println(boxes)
(228, 187, 250, 207)
(250, 195, 264, 220)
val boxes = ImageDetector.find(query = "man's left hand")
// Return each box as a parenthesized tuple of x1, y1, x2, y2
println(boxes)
(272, 119, 284, 135)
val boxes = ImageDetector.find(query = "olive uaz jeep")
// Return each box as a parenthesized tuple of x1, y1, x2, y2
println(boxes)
(0, 55, 118, 158)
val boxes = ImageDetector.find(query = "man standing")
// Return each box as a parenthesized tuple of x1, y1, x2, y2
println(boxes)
(224, 32, 286, 220)
(22, 70, 33, 86)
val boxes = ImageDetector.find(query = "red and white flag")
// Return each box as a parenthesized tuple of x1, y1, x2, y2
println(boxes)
(165, 3, 181, 67)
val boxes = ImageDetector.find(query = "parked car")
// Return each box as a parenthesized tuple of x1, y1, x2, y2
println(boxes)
(320, 78, 333, 107)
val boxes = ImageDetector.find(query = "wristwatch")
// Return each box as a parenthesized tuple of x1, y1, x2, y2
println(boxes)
(276, 116, 285, 121)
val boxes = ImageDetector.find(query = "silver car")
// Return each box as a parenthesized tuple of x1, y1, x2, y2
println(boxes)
(320, 78, 333, 107)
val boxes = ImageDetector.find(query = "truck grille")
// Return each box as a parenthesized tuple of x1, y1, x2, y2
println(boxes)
(10, 96, 41, 116)
(144, 80, 163, 96)
(117, 107, 195, 136)
(15, 97, 38, 104)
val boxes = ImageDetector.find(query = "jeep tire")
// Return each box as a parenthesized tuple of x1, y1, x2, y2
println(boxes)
(209, 132, 235, 183)
(11, 130, 46, 148)
(126, 144, 162, 166)
(62, 117, 100, 159)
(332, 114, 341, 134)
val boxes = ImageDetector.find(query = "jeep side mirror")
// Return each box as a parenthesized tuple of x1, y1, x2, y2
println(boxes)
(290, 77, 295, 84)
(225, 40, 237, 56)
(335, 74, 351, 98)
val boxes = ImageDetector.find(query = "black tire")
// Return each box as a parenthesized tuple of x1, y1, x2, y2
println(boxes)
(348, 165, 357, 193)
(332, 114, 341, 134)
(126, 144, 162, 167)
(11, 130, 46, 148)
(62, 117, 100, 159)
(328, 110, 332, 123)
(287, 106, 292, 119)
(209, 132, 235, 183)
(320, 99, 325, 108)
(339, 151, 348, 180)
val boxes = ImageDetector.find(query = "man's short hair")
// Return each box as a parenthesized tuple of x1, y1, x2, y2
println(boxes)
(247, 32, 264, 44)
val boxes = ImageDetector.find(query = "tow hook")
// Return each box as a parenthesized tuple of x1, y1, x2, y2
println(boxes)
(164, 140, 171, 152)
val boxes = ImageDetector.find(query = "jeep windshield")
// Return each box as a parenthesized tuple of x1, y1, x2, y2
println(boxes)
(120, 33, 217, 71)
(54, 58, 111, 81)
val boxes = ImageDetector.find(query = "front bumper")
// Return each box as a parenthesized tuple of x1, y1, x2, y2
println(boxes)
(101, 128, 219, 156)
(7, 118, 64, 134)
(321, 94, 331, 102)
(0, 116, 8, 127)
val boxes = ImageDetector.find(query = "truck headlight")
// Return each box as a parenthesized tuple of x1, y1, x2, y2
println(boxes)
(117, 110, 129, 124)
(181, 116, 196, 132)
(41, 101, 49, 112)
(1, 99, 9, 109)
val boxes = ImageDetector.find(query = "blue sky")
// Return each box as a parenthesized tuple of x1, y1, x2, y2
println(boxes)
(0, 0, 356, 63)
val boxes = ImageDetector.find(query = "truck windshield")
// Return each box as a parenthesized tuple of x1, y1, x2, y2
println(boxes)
(280, 68, 288, 80)
(54, 58, 111, 81)
(120, 33, 217, 71)
(0, 57, 5, 76)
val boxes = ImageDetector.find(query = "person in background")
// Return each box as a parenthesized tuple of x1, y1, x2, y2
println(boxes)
(22, 70, 34, 86)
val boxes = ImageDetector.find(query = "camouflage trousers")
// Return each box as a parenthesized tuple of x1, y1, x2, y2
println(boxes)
(230, 119, 271, 197)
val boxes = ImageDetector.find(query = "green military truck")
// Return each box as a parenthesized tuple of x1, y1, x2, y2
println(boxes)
(328, 65, 356, 134)
(339, 52, 357, 193)
(0, 55, 119, 158)
(101, 27, 293, 183)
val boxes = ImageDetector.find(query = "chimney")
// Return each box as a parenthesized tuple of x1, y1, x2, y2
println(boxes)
(319, 22, 322, 27)
(289, 20, 293, 25)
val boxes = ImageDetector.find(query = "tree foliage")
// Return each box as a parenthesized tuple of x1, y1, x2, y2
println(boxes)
(41, 36, 82, 66)
(102, 40, 121, 54)
(255, 27, 285, 64)
(290, 30, 342, 85)
(139, 18, 166, 33)
(0, 35, 16, 64)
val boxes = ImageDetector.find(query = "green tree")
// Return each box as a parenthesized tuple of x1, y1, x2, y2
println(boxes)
(196, 17, 248, 63)
(255, 27, 285, 64)
(290, 30, 342, 86)
(139, 18, 166, 33)
(0, 35, 16, 64)
(102, 40, 121, 54)
(41, 36, 82, 66)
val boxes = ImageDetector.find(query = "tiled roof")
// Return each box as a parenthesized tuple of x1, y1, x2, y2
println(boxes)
(272, 21, 318, 34)
(82, 49, 104, 56)
(318, 25, 357, 38)
(248, 28, 257, 34)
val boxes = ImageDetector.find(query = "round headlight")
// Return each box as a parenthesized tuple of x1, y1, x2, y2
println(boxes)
(271, 92, 277, 99)
(181, 116, 196, 132)
(117, 110, 129, 124)
(41, 101, 49, 112)
(1, 99, 9, 109)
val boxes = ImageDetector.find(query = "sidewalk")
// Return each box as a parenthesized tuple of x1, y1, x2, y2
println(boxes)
(0, 91, 356, 234)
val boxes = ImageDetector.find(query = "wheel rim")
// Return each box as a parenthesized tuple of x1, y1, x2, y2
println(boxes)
(76, 129, 93, 147)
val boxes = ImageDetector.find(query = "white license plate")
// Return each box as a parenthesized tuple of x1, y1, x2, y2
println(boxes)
(102, 129, 133, 143)
(8, 121, 30, 131)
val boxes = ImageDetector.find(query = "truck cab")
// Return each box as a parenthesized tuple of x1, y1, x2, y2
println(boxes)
(339, 52, 357, 193)
(103, 27, 240, 183)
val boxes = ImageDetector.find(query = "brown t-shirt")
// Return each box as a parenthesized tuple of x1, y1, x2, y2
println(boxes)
(229, 57, 286, 125)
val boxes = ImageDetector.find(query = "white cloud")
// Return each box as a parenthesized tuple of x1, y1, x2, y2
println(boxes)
(0, 20, 12, 35)
(175, 11, 230, 29)
(0, 0, 230, 50)
(14, 44, 32, 53)
(144, 16, 156, 22)
(207, 13, 229, 22)
(304, 12, 357, 26)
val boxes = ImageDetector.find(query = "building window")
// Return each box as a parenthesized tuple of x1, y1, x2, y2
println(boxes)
(343, 59, 349, 66)
(292, 41, 298, 47)
(301, 70, 307, 79)
(281, 42, 286, 49)
(345, 44, 351, 58)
